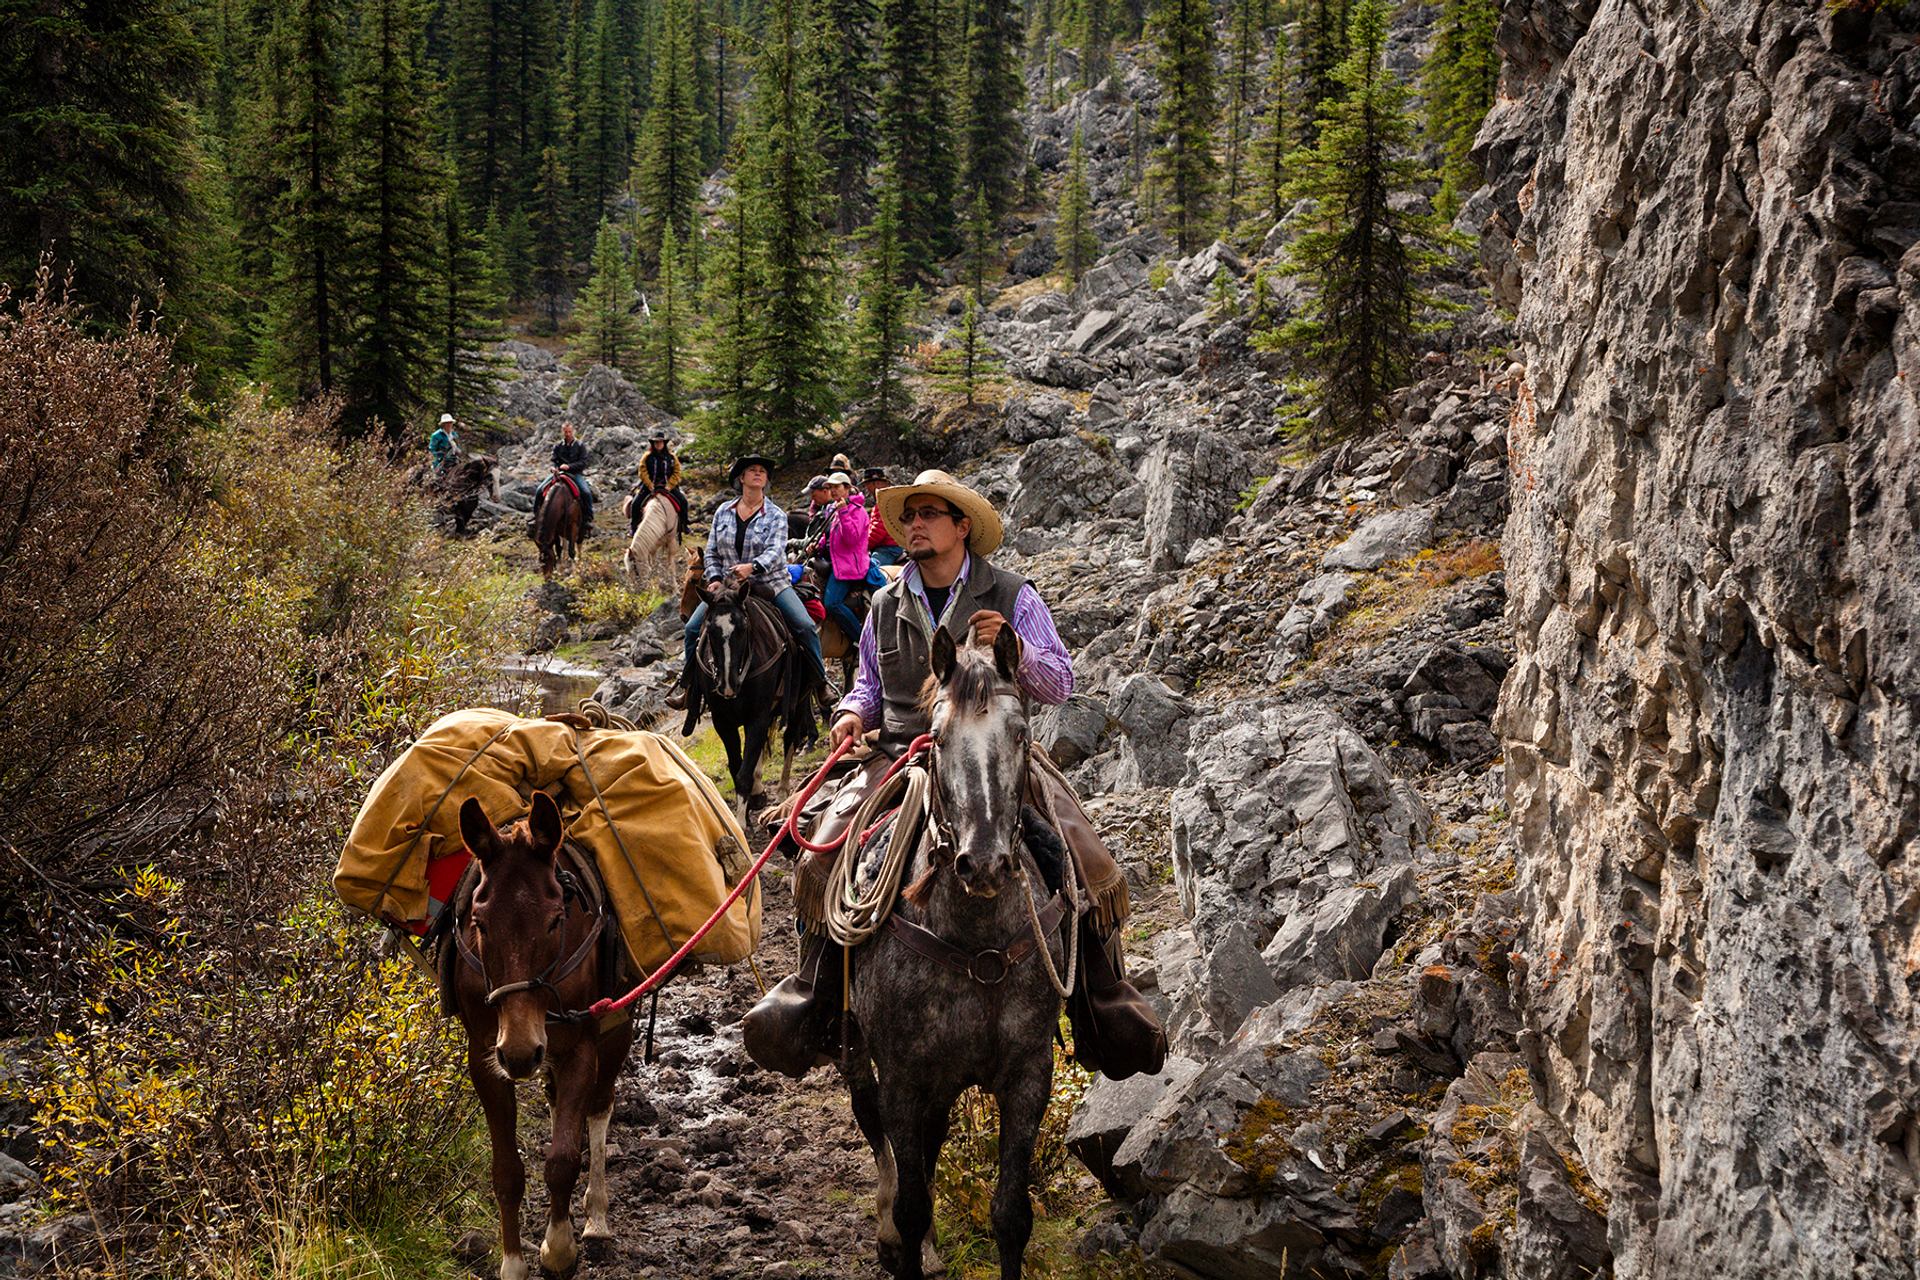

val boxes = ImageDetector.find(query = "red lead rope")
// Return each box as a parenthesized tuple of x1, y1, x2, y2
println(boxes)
(587, 732, 933, 1016)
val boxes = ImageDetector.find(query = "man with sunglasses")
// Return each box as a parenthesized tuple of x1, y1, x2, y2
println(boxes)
(744, 470, 1164, 1083)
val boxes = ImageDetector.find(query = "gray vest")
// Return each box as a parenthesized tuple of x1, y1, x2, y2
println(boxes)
(870, 557, 1028, 754)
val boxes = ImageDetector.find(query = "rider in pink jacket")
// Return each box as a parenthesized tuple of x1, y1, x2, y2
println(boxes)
(820, 473, 874, 647)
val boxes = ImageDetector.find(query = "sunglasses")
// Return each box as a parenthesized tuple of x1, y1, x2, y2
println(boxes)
(900, 505, 961, 524)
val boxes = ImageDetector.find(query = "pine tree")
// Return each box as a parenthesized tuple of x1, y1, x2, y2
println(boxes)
(959, 0, 1023, 221)
(446, 0, 510, 214)
(0, 0, 210, 327)
(1145, 0, 1216, 252)
(695, 174, 758, 450)
(932, 288, 1000, 405)
(338, 0, 443, 440)
(1296, 0, 1346, 144)
(689, 0, 721, 165)
(571, 0, 631, 239)
(1055, 124, 1098, 282)
(436, 190, 508, 425)
(640, 223, 697, 410)
(1423, 0, 1498, 215)
(1076, 0, 1110, 88)
(850, 163, 918, 429)
(530, 143, 571, 331)
(573, 217, 638, 369)
(1258, 0, 1460, 442)
(814, 0, 880, 234)
(877, 0, 957, 275)
(1244, 28, 1290, 227)
(254, 0, 351, 399)
(740, 0, 843, 462)
(1220, 0, 1263, 228)
(633, 0, 704, 265)
(964, 189, 995, 300)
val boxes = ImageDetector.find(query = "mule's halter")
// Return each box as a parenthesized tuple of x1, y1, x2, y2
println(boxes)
(454, 868, 605, 1021)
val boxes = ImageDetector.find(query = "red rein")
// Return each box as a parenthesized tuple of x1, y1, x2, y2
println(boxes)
(586, 732, 932, 1016)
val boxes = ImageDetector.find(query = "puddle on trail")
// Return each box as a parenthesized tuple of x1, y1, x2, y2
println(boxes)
(498, 653, 605, 715)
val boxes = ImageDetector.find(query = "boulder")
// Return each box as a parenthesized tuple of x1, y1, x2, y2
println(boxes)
(1141, 425, 1254, 572)
(1107, 672, 1194, 787)
(1200, 922, 1281, 1040)
(1065, 1056, 1202, 1199)
(1262, 865, 1417, 989)
(1170, 705, 1428, 952)
(1004, 391, 1075, 444)
(1321, 507, 1437, 571)
(1009, 435, 1132, 528)
(1033, 693, 1112, 769)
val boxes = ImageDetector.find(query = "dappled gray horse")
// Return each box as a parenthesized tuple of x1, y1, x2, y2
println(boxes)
(838, 627, 1068, 1280)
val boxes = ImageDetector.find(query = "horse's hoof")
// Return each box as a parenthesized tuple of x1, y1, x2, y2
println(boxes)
(539, 1222, 577, 1273)
(499, 1253, 530, 1280)
(877, 1240, 905, 1276)
(582, 1219, 614, 1242)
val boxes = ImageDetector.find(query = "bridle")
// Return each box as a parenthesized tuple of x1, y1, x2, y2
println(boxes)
(454, 866, 606, 1024)
(695, 591, 784, 690)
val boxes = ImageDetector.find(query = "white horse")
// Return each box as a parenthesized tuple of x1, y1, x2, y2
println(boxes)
(622, 490, 680, 592)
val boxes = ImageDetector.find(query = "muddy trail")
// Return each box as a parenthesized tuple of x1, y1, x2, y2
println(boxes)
(505, 855, 896, 1280)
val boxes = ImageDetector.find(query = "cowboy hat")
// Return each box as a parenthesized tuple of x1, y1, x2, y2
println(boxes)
(831, 452, 855, 472)
(862, 466, 889, 482)
(877, 469, 1004, 556)
(728, 454, 778, 485)
(649, 429, 669, 442)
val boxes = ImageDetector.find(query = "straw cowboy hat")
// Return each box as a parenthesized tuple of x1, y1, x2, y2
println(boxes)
(877, 469, 1004, 556)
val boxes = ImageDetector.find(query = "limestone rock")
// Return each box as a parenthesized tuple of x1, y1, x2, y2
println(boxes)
(1033, 693, 1112, 769)
(1492, 0, 1920, 1272)
(1140, 425, 1254, 572)
(1321, 507, 1436, 571)
(1262, 864, 1417, 989)
(1065, 1056, 1202, 1199)
(1008, 435, 1133, 528)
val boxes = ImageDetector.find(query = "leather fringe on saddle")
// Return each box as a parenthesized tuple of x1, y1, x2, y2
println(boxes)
(785, 745, 1129, 939)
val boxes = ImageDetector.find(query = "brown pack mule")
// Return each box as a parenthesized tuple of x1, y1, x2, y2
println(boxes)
(451, 791, 635, 1280)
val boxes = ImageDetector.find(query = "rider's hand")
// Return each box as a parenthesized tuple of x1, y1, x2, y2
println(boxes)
(706, 579, 724, 593)
(732, 563, 754, 581)
(830, 711, 864, 752)
(967, 610, 1008, 647)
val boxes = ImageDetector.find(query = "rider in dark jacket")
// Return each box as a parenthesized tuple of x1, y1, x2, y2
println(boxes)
(548, 422, 594, 533)
(633, 432, 687, 536)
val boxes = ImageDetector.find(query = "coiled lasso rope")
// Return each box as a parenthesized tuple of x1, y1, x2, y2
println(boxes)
(821, 762, 932, 948)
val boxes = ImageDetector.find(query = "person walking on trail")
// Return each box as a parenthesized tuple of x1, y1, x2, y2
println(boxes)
(427, 412, 462, 474)
(537, 421, 597, 535)
(667, 455, 831, 711)
(743, 469, 1164, 1081)
(862, 467, 903, 567)
(633, 430, 687, 537)
(817, 472, 877, 649)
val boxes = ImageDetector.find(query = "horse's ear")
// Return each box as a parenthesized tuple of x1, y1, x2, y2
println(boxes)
(696, 578, 715, 604)
(527, 791, 564, 860)
(992, 625, 1022, 682)
(931, 628, 958, 685)
(459, 797, 501, 864)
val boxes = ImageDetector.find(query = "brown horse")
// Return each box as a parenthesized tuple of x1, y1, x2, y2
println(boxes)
(450, 791, 635, 1280)
(535, 475, 584, 577)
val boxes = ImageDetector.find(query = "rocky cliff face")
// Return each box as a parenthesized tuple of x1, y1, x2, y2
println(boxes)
(1485, 2, 1920, 1274)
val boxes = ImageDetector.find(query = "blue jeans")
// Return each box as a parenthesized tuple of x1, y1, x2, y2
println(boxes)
(685, 586, 827, 680)
(869, 545, 905, 568)
(823, 576, 865, 649)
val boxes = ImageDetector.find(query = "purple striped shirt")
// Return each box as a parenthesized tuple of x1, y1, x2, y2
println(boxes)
(836, 555, 1074, 731)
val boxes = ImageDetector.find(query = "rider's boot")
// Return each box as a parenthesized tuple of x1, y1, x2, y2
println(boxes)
(741, 931, 844, 1080)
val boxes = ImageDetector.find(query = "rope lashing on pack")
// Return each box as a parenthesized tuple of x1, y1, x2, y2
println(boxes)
(587, 731, 881, 1017)
(784, 734, 933, 855)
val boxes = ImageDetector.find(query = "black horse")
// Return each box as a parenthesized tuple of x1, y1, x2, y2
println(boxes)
(682, 577, 821, 819)
(839, 628, 1068, 1280)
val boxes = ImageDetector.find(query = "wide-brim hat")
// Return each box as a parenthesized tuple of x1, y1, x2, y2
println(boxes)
(877, 469, 1004, 556)
(862, 467, 889, 482)
(439, 412, 456, 425)
(728, 454, 778, 485)
(649, 430, 669, 442)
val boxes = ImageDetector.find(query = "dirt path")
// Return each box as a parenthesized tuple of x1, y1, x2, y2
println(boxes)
(510, 857, 901, 1280)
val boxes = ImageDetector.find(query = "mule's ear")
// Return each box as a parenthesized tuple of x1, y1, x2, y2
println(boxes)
(459, 796, 501, 863)
(992, 625, 1023, 682)
(696, 578, 715, 603)
(527, 791, 564, 860)
(931, 628, 958, 685)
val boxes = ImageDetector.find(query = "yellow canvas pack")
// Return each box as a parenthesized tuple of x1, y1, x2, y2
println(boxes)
(334, 707, 760, 974)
